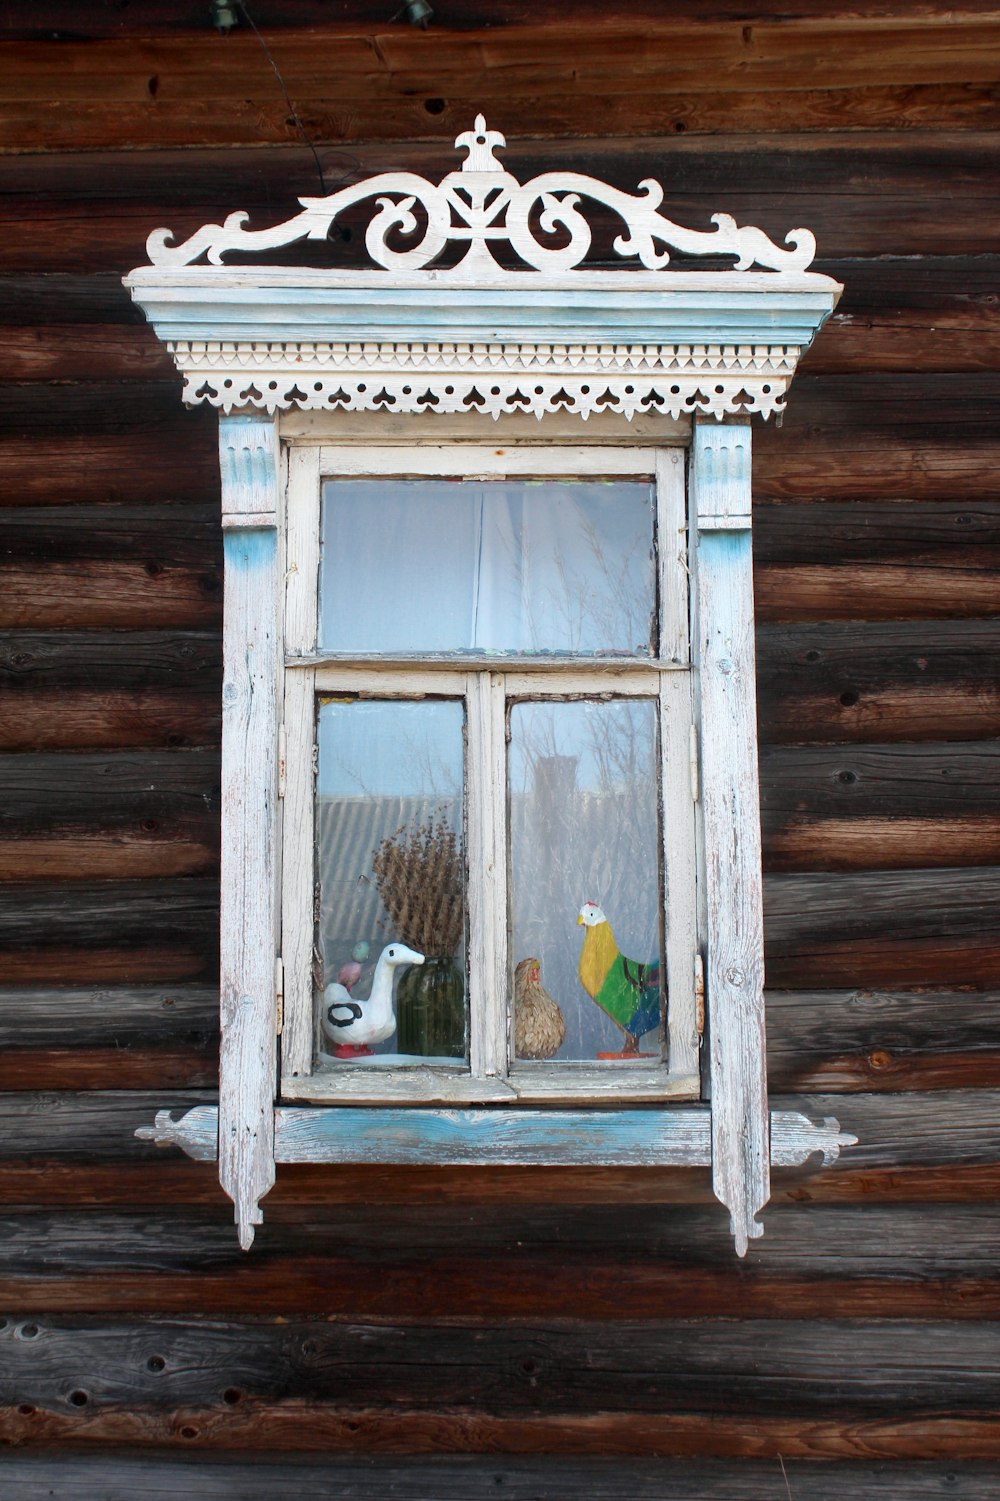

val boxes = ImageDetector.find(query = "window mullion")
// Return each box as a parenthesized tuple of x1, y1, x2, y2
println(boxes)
(466, 671, 509, 1080)
(280, 445, 320, 1084)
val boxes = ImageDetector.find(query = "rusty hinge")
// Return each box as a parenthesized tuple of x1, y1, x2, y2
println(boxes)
(275, 956, 285, 1035)
(277, 723, 287, 799)
(694, 952, 705, 1036)
(689, 723, 700, 803)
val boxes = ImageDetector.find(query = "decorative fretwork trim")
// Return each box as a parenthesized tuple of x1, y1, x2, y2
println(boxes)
(170, 339, 796, 418)
(180, 371, 789, 420)
(145, 113, 816, 278)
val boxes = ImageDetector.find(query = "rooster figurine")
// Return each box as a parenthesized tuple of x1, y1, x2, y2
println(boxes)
(577, 902, 661, 1059)
(514, 957, 565, 1060)
(321, 941, 424, 1059)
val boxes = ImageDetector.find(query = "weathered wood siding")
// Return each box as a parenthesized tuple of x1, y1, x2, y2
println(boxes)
(1, 4, 999, 1495)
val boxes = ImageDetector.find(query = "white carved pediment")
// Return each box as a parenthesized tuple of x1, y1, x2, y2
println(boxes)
(125, 113, 841, 420)
(145, 113, 816, 278)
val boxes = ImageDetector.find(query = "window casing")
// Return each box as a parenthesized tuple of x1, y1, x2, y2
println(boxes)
(125, 112, 856, 1255)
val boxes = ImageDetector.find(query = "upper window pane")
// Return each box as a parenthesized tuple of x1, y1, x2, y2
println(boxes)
(319, 478, 655, 656)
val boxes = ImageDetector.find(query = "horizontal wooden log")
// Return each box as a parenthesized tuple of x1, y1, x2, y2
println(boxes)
(0, 1156, 997, 1212)
(9, 0, 1000, 34)
(5, 373, 999, 442)
(2, 1455, 998, 1501)
(2, 1204, 1000, 1322)
(760, 743, 1000, 871)
(0, 634, 221, 748)
(0, 324, 173, 379)
(756, 564, 1000, 623)
(4, 20, 1000, 100)
(0, 434, 218, 506)
(1, 984, 994, 1095)
(6, 309, 1000, 384)
(0, 504, 221, 564)
(0, 982, 218, 1088)
(754, 501, 1000, 619)
(0, 381, 193, 437)
(756, 621, 1000, 744)
(7, 1200, 1000, 1278)
(764, 866, 1000, 986)
(6, 1401, 1000, 1460)
(0, 561, 222, 630)
(0, 984, 217, 1048)
(7, 134, 999, 202)
(803, 317, 1000, 374)
(0, 1049, 217, 1092)
(0, 750, 220, 878)
(5, 1316, 1000, 1457)
(0, 750, 219, 827)
(766, 988, 1000, 1091)
(0, 631, 221, 690)
(0, 831, 218, 882)
(0, 691, 220, 754)
(5, 84, 1000, 152)
(4, 190, 995, 271)
(754, 436, 1000, 501)
(0, 273, 146, 324)
(0, 504, 222, 629)
(755, 500, 1000, 566)
(0, 879, 218, 984)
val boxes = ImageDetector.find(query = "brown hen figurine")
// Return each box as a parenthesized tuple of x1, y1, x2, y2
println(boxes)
(514, 957, 566, 1060)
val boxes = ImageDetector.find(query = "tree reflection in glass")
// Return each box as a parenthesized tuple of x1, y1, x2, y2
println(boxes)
(509, 698, 663, 1064)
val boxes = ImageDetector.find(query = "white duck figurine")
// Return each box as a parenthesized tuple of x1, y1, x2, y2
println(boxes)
(320, 941, 424, 1059)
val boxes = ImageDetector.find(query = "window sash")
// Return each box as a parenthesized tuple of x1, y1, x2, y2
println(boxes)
(279, 443, 700, 1104)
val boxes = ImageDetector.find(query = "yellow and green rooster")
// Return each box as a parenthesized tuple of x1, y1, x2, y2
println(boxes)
(577, 901, 661, 1059)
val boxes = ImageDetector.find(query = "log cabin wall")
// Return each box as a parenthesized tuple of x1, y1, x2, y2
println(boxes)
(1, 3, 999, 1495)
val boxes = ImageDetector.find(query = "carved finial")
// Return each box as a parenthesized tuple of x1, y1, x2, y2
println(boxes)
(456, 113, 506, 173)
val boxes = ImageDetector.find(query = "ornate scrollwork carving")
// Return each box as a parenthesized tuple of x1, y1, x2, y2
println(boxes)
(145, 113, 816, 276)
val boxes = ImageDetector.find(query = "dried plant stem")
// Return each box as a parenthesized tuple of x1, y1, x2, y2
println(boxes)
(373, 811, 464, 958)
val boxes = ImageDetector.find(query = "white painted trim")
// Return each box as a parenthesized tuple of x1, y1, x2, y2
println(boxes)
(467, 672, 509, 1080)
(316, 444, 656, 478)
(660, 671, 700, 1083)
(281, 410, 690, 445)
(657, 448, 690, 667)
(218, 411, 282, 1249)
(691, 416, 769, 1258)
(283, 1067, 699, 1106)
(278, 666, 316, 1084)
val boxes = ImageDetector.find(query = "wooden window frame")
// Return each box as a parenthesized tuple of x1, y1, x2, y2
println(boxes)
(278, 438, 700, 1107)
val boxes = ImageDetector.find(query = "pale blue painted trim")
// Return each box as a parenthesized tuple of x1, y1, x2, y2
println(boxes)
(273, 1105, 713, 1165)
(130, 283, 838, 351)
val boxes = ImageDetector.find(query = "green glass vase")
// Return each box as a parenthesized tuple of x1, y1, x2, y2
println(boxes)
(395, 956, 466, 1058)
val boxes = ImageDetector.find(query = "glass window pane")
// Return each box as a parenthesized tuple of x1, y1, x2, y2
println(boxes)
(509, 698, 663, 1065)
(319, 478, 655, 656)
(315, 698, 467, 1066)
